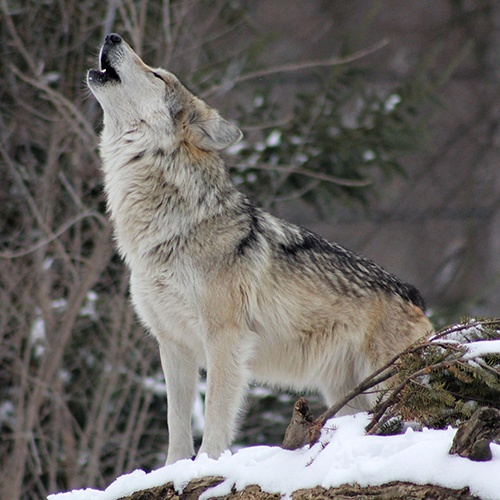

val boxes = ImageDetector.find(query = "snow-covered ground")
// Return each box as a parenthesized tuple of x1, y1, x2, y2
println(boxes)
(49, 412, 500, 500)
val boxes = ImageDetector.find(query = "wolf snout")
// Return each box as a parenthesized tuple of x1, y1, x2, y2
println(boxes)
(105, 33, 122, 46)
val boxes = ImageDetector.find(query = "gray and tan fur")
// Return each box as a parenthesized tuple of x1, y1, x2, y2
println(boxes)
(87, 34, 433, 464)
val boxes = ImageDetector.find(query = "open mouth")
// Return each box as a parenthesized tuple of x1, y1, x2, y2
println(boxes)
(99, 50, 120, 82)
(88, 49, 121, 85)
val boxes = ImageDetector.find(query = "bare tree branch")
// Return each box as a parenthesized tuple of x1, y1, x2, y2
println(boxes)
(203, 39, 389, 97)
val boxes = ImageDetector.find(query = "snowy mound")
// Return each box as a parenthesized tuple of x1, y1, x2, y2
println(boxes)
(48, 412, 500, 500)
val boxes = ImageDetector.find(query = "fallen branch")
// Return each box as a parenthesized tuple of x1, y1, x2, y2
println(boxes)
(449, 407, 500, 461)
(281, 338, 427, 449)
(281, 318, 500, 451)
(282, 397, 314, 450)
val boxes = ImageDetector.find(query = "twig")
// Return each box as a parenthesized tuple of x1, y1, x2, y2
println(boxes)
(265, 90, 329, 208)
(312, 337, 441, 434)
(0, 0, 39, 75)
(314, 367, 397, 431)
(428, 319, 500, 342)
(229, 163, 373, 187)
(204, 39, 389, 97)
(281, 342, 418, 450)
(273, 180, 321, 204)
(0, 212, 106, 259)
(9, 64, 98, 150)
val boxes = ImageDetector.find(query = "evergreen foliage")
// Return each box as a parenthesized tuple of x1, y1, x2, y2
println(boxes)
(227, 42, 468, 212)
(369, 319, 500, 435)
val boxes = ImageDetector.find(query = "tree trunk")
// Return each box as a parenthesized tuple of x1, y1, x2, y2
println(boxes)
(119, 477, 480, 500)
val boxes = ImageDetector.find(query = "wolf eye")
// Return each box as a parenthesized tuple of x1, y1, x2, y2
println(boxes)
(152, 72, 164, 81)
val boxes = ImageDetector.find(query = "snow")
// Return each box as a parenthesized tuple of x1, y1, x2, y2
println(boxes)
(266, 130, 281, 147)
(464, 340, 500, 359)
(48, 413, 500, 500)
(383, 94, 401, 113)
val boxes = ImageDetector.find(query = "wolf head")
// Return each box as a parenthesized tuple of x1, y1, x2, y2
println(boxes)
(87, 34, 242, 151)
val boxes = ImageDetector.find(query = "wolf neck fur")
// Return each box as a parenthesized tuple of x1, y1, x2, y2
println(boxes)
(100, 126, 240, 265)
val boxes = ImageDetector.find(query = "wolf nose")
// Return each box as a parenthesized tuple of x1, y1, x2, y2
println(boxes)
(105, 33, 122, 45)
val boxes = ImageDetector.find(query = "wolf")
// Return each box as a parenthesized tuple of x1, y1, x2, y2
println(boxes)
(87, 33, 433, 464)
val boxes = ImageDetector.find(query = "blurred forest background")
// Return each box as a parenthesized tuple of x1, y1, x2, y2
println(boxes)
(1, 1, 500, 499)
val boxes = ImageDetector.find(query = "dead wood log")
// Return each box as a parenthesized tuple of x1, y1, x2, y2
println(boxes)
(118, 478, 480, 500)
(281, 397, 315, 450)
(449, 407, 500, 461)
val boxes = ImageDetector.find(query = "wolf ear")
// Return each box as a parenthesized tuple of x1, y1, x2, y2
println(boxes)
(186, 105, 242, 151)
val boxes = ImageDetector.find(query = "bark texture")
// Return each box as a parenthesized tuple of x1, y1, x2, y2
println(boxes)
(450, 407, 500, 461)
(119, 477, 480, 500)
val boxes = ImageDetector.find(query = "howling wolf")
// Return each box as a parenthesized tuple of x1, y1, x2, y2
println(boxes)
(87, 34, 432, 464)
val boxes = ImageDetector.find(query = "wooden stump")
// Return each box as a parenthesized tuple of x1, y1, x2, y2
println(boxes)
(449, 407, 500, 461)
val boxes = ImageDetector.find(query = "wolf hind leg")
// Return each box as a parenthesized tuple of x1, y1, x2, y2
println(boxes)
(320, 354, 378, 415)
(160, 340, 198, 464)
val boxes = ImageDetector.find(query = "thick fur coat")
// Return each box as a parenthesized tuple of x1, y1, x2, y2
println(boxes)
(87, 34, 433, 463)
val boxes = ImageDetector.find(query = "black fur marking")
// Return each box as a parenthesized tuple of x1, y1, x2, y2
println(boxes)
(237, 226, 258, 257)
(405, 284, 426, 311)
(131, 151, 146, 161)
(279, 227, 426, 311)
(236, 206, 261, 257)
(148, 235, 184, 264)
(123, 150, 146, 167)
(279, 233, 328, 257)
(154, 148, 167, 158)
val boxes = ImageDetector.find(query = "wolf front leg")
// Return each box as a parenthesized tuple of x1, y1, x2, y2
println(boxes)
(197, 331, 251, 460)
(159, 341, 199, 464)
